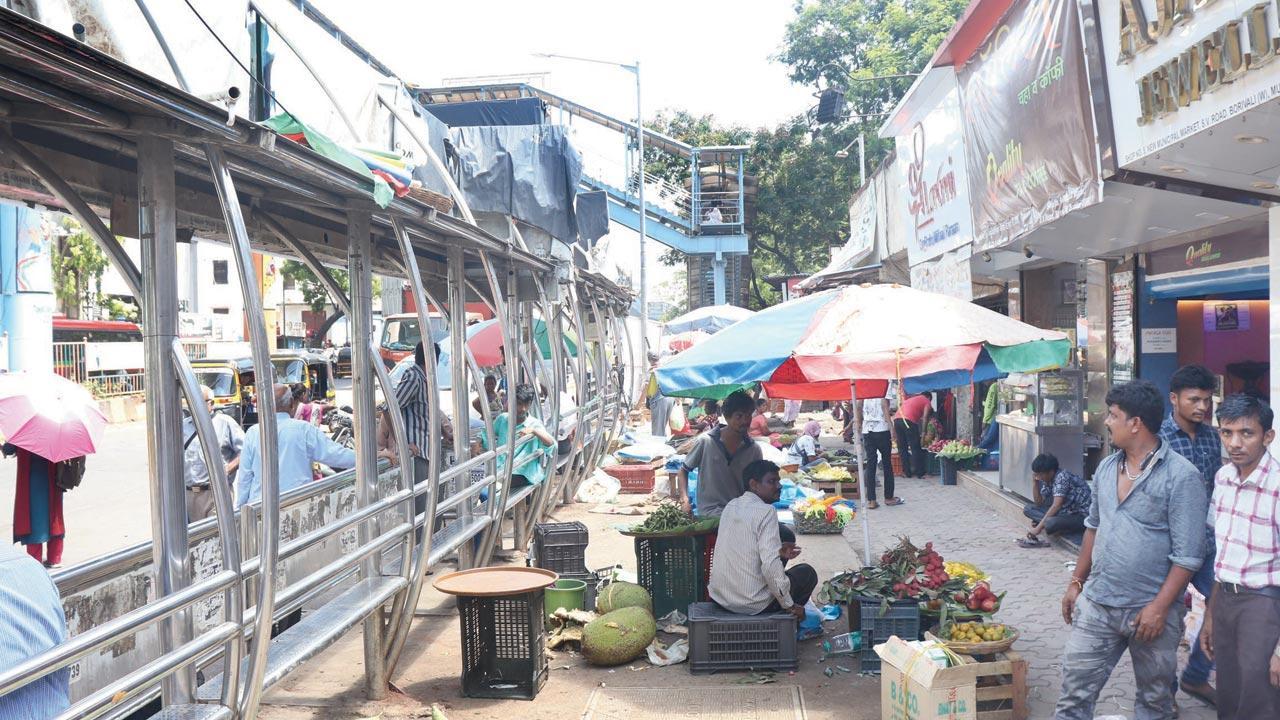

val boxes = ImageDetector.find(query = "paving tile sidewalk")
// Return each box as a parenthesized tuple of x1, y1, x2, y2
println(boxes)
(254, 420, 1214, 719)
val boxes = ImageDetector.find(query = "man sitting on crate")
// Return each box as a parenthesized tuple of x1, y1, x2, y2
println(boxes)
(708, 459, 817, 621)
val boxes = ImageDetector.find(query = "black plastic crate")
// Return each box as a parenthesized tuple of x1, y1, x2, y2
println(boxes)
(687, 602, 798, 674)
(458, 590, 548, 700)
(531, 521, 589, 576)
(635, 534, 708, 619)
(849, 595, 920, 674)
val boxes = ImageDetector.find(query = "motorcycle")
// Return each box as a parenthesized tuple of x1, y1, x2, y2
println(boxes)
(323, 405, 355, 449)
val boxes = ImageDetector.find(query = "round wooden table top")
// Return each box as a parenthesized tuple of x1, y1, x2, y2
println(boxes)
(433, 567, 558, 597)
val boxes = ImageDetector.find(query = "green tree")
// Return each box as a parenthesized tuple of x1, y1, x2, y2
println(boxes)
(742, 0, 966, 305)
(282, 259, 349, 313)
(776, 0, 967, 120)
(52, 217, 109, 319)
(281, 259, 382, 341)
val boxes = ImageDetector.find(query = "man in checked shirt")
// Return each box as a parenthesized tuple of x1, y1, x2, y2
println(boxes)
(1200, 394, 1280, 719)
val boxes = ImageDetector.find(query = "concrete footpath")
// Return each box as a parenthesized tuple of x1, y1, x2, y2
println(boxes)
(252, 425, 1215, 720)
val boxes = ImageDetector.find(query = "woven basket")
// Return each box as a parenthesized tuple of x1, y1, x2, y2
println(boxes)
(928, 623, 1019, 655)
(407, 185, 455, 213)
(794, 514, 846, 534)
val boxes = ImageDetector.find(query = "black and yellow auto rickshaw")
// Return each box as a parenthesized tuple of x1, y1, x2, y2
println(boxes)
(191, 356, 258, 427)
(270, 350, 336, 402)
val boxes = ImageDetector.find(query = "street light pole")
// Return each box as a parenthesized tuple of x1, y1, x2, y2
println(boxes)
(634, 60, 647, 348)
(533, 52, 647, 353)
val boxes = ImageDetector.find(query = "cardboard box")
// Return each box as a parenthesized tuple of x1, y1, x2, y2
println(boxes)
(874, 636, 977, 720)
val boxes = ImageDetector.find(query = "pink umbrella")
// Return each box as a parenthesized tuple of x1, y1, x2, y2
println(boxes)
(0, 371, 108, 462)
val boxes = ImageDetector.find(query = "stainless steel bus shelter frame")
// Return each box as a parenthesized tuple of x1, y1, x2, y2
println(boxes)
(0, 10, 631, 719)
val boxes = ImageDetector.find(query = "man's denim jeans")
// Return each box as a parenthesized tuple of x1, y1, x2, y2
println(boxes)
(1056, 594, 1184, 719)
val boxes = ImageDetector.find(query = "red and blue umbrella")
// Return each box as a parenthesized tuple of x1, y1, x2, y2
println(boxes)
(657, 284, 1069, 565)
(656, 284, 1069, 400)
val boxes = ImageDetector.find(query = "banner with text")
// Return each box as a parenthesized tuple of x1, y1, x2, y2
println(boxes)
(896, 73, 976, 266)
(959, 0, 1102, 253)
(910, 244, 974, 301)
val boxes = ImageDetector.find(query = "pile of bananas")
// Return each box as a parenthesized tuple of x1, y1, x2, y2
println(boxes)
(810, 465, 852, 481)
(948, 622, 1006, 644)
(944, 561, 988, 587)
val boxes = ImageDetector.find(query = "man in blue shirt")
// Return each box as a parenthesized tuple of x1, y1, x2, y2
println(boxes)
(235, 383, 356, 507)
(1158, 364, 1222, 708)
(0, 543, 69, 719)
(1055, 380, 1206, 720)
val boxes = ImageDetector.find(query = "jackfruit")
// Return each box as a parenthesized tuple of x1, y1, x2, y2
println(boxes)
(581, 606, 657, 666)
(595, 581, 652, 615)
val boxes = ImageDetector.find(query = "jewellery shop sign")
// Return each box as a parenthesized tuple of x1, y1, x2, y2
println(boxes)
(960, 0, 1103, 253)
(1101, 0, 1280, 165)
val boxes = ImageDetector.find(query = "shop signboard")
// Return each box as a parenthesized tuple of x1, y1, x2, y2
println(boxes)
(812, 184, 878, 282)
(1111, 269, 1136, 384)
(910, 244, 974, 301)
(1141, 327, 1177, 353)
(959, 0, 1103, 252)
(896, 76, 976, 266)
(1145, 229, 1268, 275)
(1100, 0, 1280, 166)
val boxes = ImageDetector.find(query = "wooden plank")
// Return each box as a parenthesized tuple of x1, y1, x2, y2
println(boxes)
(1010, 654, 1028, 720)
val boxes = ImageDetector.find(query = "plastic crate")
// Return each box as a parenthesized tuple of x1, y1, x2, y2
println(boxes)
(458, 590, 548, 700)
(604, 461, 660, 493)
(635, 534, 708, 619)
(849, 594, 920, 674)
(688, 602, 798, 674)
(531, 521, 589, 576)
(890, 452, 904, 477)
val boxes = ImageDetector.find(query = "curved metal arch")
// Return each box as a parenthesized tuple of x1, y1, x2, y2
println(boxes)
(472, 253, 522, 565)
(169, 341, 245, 710)
(205, 144, 281, 720)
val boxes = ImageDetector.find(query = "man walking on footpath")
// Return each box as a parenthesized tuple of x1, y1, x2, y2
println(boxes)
(1158, 364, 1222, 707)
(675, 390, 762, 517)
(856, 386, 899, 509)
(1055, 380, 1207, 720)
(1200, 394, 1280, 719)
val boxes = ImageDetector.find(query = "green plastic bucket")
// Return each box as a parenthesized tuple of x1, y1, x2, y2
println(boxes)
(543, 578, 587, 615)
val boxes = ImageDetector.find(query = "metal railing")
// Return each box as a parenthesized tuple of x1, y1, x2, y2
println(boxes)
(53, 342, 146, 398)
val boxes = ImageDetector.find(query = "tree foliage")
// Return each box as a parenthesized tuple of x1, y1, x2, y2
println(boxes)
(281, 259, 347, 314)
(280, 259, 382, 321)
(52, 217, 109, 319)
(635, 1, 968, 308)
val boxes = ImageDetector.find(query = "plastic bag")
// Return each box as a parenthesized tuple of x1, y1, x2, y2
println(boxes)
(797, 601, 824, 641)
(576, 469, 621, 504)
(668, 402, 686, 432)
(646, 638, 689, 666)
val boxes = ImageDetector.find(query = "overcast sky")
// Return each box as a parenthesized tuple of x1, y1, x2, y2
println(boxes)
(312, 0, 817, 129)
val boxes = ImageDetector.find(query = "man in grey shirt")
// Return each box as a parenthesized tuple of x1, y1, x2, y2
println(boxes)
(183, 385, 245, 521)
(676, 390, 762, 516)
(1055, 380, 1207, 719)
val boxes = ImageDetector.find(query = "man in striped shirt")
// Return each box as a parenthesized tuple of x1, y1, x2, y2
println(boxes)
(0, 543, 69, 718)
(1201, 394, 1280, 719)
(396, 342, 452, 539)
(708, 459, 817, 619)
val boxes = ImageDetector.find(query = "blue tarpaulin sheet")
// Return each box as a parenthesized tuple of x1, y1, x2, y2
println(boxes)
(424, 98, 546, 128)
(448, 124, 583, 245)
